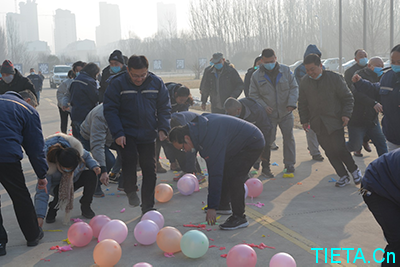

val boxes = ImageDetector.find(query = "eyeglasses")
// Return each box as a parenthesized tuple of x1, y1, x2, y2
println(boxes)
(131, 72, 148, 80)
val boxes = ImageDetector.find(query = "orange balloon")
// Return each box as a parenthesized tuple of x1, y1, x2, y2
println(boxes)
(155, 183, 173, 203)
(156, 226, 182, 253)
(93, 239, 122, 267)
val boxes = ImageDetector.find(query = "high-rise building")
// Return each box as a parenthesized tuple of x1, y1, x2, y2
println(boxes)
(6, 0, 39, 43)
(96, 2, 121, 48)
(157, 2, 177, 37)
(54, 9, 77, 55)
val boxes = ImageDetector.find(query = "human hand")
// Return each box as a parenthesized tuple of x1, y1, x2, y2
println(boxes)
(38, 178, 48, 194)
(93, 166, 101, 175)
(342, 116, 350, 127)
(206, 209, 217, 225)
(100, 172, 109, 186)
(302, 123, 310, 132)
(159, 131, 167, 141)
(352, 74, 361, 83)
(116, 136, 126, 148)
(265, 106, 273, 114)
(373, 103, 383, 113)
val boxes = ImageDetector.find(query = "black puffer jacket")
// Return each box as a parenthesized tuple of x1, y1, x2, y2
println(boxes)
(0, 69, 36, 98)
(98, 65, 127, 103)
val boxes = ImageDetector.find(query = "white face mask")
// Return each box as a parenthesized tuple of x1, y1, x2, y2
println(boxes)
(2, 75, 14, 84)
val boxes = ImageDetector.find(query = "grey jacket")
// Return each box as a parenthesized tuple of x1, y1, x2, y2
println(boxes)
(298, 70, 354, 135)
(57, 78, 73, 108)
(249, 64, 298, 119)
(80, 104, 114, 168)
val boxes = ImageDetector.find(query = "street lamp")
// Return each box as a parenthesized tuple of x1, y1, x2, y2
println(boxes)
(315, 15, 322, 49)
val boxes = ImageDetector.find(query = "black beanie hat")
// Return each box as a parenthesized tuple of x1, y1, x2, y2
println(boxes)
(108, 50, 124, 65)
(1, 60, 15, 74)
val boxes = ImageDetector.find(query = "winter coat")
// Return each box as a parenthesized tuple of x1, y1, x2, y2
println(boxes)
(344, 63, 364, 89)
(98, 65, 127, 103)
(238, 97, 272, 140)
(171, 111, 199, 126)
(249, 63, 298, 119)
(57, 78, 73, 108)
(103, 72, 171, 143)
(27, 73, 43, 92)
(298, 70, 354, 135)
(294, 44, 323, 85)
(244, 67, 257, 98)
(0, 69, 37, 98)
(166, 82, 191, 113)
(188, 114, 264, 209)
(34, 133, 99, 218)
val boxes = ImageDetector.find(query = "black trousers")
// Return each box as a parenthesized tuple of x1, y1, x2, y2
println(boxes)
(316, 126, 357, 177)
(363, 192, 400, 266)
(0, 162, 40, 244)
(155, 138, 175, 163)
(120, 136, 156, 213)
(219, 147, 263, 217)
(58, 107, 70, 134)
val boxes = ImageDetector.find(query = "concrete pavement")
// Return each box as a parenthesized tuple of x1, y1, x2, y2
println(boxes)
(0, 84, 386, 266)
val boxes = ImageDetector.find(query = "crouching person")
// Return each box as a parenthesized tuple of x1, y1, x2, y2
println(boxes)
(169, 114, 265, 230)
(35, 133, 101, 226)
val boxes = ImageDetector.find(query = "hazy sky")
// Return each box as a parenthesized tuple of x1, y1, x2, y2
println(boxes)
(0, 0, 190, 52)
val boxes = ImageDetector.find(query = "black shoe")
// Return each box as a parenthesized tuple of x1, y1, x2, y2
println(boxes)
(127, 191, 140, 207)
(219, 215, 249, 230)
(0, 243, 6, 256)
(45, 208, 58, 224)
(27, 227, 44, 247)
(285, 165, 295, 173)
(260, 168, 274, 178)
(312, 154, 324, 161)
(204, 206, 232, 215)
(81, 204, 95, 219)
(252, 161, 260, 170)
(141, 208, 157, 216)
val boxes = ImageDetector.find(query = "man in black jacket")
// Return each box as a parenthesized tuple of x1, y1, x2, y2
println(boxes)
(27, 68, 43, 104)
(0, 60, 37, 98)
(200, 53, 244, 114)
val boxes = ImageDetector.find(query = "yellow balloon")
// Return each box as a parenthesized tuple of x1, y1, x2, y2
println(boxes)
(155, 183, 173, 203)
(93, 239, 122, 267)
(156, 226, 182, 253)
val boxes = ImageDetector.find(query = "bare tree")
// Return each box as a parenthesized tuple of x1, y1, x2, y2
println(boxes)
(0, 26, 7, 61)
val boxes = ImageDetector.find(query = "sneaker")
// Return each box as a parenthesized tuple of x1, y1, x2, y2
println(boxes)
(170, 161, 181, 171)
(252, 161, 260, 170)
(335, 175, 351, 187)
(45, 208, 58, 224)
(260, 168, 274, 178)
(271, 144, 279, 151)
(354, 151, 363, 157)
(94, 189, 105, 198)
(81, 204, 95, 219)
(0, 243, 6, 256)
(285, 165, 295, 173)
(312, 154, 324, 161)
(363, 141, 372, 152)
(109, 172, 119, 184)
(204, 207, 232, 215)
(27, 227, 44, 247)
(219, 215, 249, 230)
(351, 169, 362, 185)
(156, 162, 167, 173)
(127, 191, 140, 207)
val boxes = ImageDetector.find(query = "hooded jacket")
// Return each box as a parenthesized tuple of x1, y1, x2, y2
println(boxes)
(34, 133, 99, 219)
(0, 69, 37, 98)
(98, 65, 127, 103)
(188, 114, 264, 209)
(294, 45, 322, 85)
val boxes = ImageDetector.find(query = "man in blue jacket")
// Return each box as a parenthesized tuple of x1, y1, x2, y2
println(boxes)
(169, 114, 264, 230)
(103, 55, 171, 214)
(0, 90, 48, 256)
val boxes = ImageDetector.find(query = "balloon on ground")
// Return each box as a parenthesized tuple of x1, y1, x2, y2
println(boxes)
(93, 239, 122, 267)
(269, 252, 297, 267)
(155, 183, 174, 202)
(98, 219, 128, 244)
(177, 175, 196, 195)
(89, 215, 111, 238)
(180, 230, 209, 258)
(226, 244, 257, 267)
(156, 226, 182, 253)
(141, 210, 164, 230)
(134, 220, 159, 245)
(184, 173, 199, 192)
(133, 263, 153, 267)
(245, 178, 263, 197)
(67, 222, 93, 247)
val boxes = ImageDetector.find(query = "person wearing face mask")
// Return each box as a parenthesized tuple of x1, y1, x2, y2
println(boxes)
(299, 54, 362, 188)
(34, 133, 100, 228)
(200, 52, 244, 114)
(0, 60, 37, 99)
(352, 44, 400, 152)
(169, 113, 264, 230)
(249, 48, 298, 174)
(244, 56, 262, 98)
(98, 50, 127, 103)
(346, 57, 388, 157)
(27, 68, 43, 104)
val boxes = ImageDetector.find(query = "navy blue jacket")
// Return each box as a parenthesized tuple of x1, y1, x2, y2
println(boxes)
(69, 71, 99, 123)
(27, 73, 43, 92)
(171, 111, 199, 126)
(0, 92, 48, 178)
(294, 45, 322, 85)
(361, 148, 400, 206)
(354, 70, 400, 145)
(238, 97, 272, 140)
(188, 114, 264, 209)
(103, 72, 171, 143)
(166, 82, 191, 113)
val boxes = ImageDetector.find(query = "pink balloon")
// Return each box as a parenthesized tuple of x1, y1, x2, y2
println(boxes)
(98, 219, 128, 244)
(244, 184, 248, 199)
(269, 252, 296, 267)
(245, 178, 263, 197)
(226, 244, 257, 267)
(89, 215, 111, 238)
(133, 263, 153, 267)
(134, 220, 160, 245)
(67, 222, 93, 247)
(177, 175, 196, 195)
(183, 174, 199, 192)
(141, 210, 164, 230)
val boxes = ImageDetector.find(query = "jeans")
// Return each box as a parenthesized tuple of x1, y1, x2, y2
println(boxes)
(269, 113, 296, 166)
(363, 192, 400, 266)
(80, 139, 116, 172)
(58, 107, 70, 134)
(317, 126, 358, 177)
(36, 90, 41, 104)
(120, 136, 157, 213)
(347, 122, 388, 156)
(0, 162, 41, 244)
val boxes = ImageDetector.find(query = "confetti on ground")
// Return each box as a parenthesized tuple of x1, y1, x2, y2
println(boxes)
(44, 229, 62, 232)
(106, 193, 115, 196)
(40, 258, 51, 262)
(164, 252, 175, 258)
(243, 242, 276, 250)
(220, 254, 228, 258)
(134, 243, 138, 246)
(270, 178, 276, 180)
(50, 245, 73, 252)
(62, 238, 71, 244)
(250, 170, 258, 175)
(262, 235, 266, 237)
(183, 223, 207, 229)
(209, 245, 218, 248)
(313, 196, 316, 198)
(71, 218, 83, 223)
(316, 169, 318, 171)
(297, 182, 303, 185)
(120, 208, 125, 213)
(173, 210, 181, 213)
(209, 238, 214, 241)
(271, 162, 279, 166)
(160, 179, 168, 182)
(246, 202, 265, 208)
(283, 173, 294, 178)
(105, 188, 109, 191)
(219, 247, 226, 250)
(329, 178, 337, 182)
(201, 205, 207, 210)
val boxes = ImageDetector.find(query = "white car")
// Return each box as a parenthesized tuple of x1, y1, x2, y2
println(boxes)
(289, 60, 303, 72)
(50, 65, 72, 88)
(323, 58, 345, 71)
(341, 59, 356, 71)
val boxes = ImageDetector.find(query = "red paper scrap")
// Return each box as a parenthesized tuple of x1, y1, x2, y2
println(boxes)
(220, 254, 228, 258)
(209, 238, 214, 241)
(164, 252, 175, 258)
(183, 223, 207, 229)
(209, 245, 218, 248)
(242, 242, 275, 250)
(40, 258, 51, 262)
(219, 247, 226, 250)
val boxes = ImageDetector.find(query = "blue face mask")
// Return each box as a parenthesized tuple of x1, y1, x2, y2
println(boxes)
(75, 72, 80, 77)
(214, 63, 223, 70)
(30, 72, 35, 75)
(110, 66, 121, 74)
(358, 57, 368, 67)
(0, 73, 2, 78)
(373, 67, 383, 77)
(254, 66, 259, 70)
(309, 73, 322, 80)
(264, 62, 276, 71)
(391, 64, 400, 73)
(209, 61, 213, 66)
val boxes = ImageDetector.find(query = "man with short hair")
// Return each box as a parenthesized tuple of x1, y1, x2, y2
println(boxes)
(27, 68, 43, 104)
(104, 55, 171, 214)
(249, 48, 298, 173)
(299, 54, 362, 188)
(0, 90, 48, 256)
(0, 60, 37, 98)
(200, 52, 244, 114)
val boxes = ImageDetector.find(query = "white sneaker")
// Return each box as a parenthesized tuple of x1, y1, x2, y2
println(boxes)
(351, 169, 362, 185)
(335, 175, 350, 187)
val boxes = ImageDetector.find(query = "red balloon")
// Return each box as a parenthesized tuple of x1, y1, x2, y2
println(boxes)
(245, 178, 263, 197)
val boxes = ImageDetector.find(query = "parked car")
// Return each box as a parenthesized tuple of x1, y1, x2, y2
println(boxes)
(341, 59, 356, 72)
(384, 59, 391, 69)
(323, 58, 345, 71)
(289, 60, 303, 72)
(50, 65, 71, 88)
